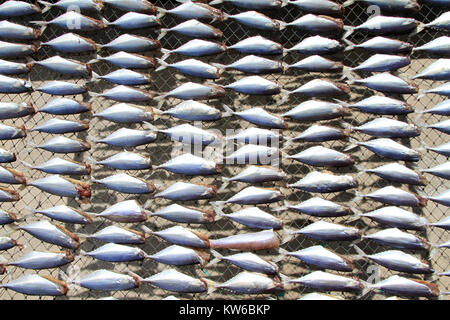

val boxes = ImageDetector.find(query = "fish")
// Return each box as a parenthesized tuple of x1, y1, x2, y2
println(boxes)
(89, 128, 157, 147)
(210, 229, 280, 251)
(419, 100, 450, 116)
(363, 228, 431, 250)
(225, 105, 286, 129)
(222, 55, 286, 74)
(228, 36, 284, 55)
(347, 54, 410, 73)
(30, 118, 89, 134)
(282, 100, 349, 121)
(358, 163, 426, 186)
(36, 81, 88, 96)
(214, 272, 283, 294)
(421, 162, 450, 180)
(77, 225, 146, 244)
(0, 124, 26, 140)
(91, 85, 154, 102)
(105, 12, 160, 29)
(0, 75, 32, 93)
(224, 76, 283, 95)
(226, 127, 281, 144)
(348, 138, 420, 161)
(17, 220, 80, 249)
(411, 59, 450, 80)
(436, 240, 450, 249)
(287, 171, 356, 193)
(359, 206, 428, 230)
(156, 82, 225, 101)
(0, 102, 34, 119)
(210, 0, 287, 9)
(214, 186, 284, 205)
(343, 0, 420, 12)
(89, 51, 156, 69)
(0, 21, 40, 40)
(94, 69, 151, 86)
(299, 293, 342, 300)
(221, 165, 287, 185)
(226, 11, 285, 31)
(149, 203, 214, 224)
(0, 166, 26, 184)
(0, 0, 41, 16)
(34, 56, 93, 77)
(94, 200, 148, 223)
(348, 73, 417, 94)
(223, 144, 280, 164)
(37, 98, 91, 115)
(424, 11, 450, 31)
(31, 11, 107, 32)
(285, 221, 361, 242)
(156, 58, 222, 79)
(284, 271, 363, 292)
(100, 34, 161, 52)
(161, 100, 223, 121)
(146, 123, 221, 145)
(286, 35, 343, 55)
(430, 216, 450, 230)
(158, 1, 225, 21)
(286, 146, 354, 167)
(154, 153, 220, 175)
(209, 250, 278, 275)
(158, 19, 222, 40)
(345, 36, 412, 53)
(30, 136, 91, 153)
(424, 190, 450, 207)
(0, 209, 21, 225)
(280, 197, 353, 217)
(367, 275, 439, 297)
(421, 82, 450, 97)
(140, 269, 212, 293)
(40, 33, 99, 53)
(38, 0, 104, 12)
(285, 14, 344, 33)
(413, 36, 450, 55)
(290, 125, 349, 142)
(91, 173, 155, 194)
(142, 225, 210, 248)
(93, 103, 156, 123)
(344, 118, 419, 138)
(425, 142, 450, 157)
(288, 79, 351, 97)
(81, 243, 147, 262)
(0, 274, 68, 296)
(90, 151, 151, 170)
(289, 0, 344, 15)
(286, 55, 343, 73)
(0, 147, 16, 163)
(0, 236, 22, 250)
(161, 39, 227, 58)
(337, 96, 412, 115)
(357, 186, 427, 207)
(28, 175, 91, 200)
(2, 250, 74, 269)
(277, 245, 354, 272)
(214, 206, 283, 230)
(425, 119, 450, 135)
(0, 59, 33, 75)
(152, 182, 216, 201)
(343, 15, 422, 38)
(103, 0, 158, 12)
(71, 270, 140, 291)
(0, 40, 37, 58)
(146, 245, 210, 267)
(30, 205, 93, 224)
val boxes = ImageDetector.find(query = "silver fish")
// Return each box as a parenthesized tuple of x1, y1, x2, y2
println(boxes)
(158, 19, 222, 40)
(425, 119, 450, 135)
(210, 229, 280, 251)
(92, 85, 154, 102)
(100, 34, 161, 52)
(31, 136, 91, 153)
(0, 209, 20, 225)
(81, 243, 147, 262)
(209, 250, 279, 275)
(358, 186, 427, 207)
(0, 166, 26, 184)
(152, 182, 216, 201)
(424, 11, 450, 31)
(146, 245, 210, 267)
(0, 40, 37, 58)
(0, 147, 16, 163)
(344, 15, 421, 38)
(349, 73, 417, 94)
(224, 76, 282, 95)
(214, 206, 283, 230)
(286, 35, 343, 55)
(159, 1, 225, 21)
(92, 173, 155, 194)
(0, 20, 40, 40)
(0, 59, 33, 75)
(346, 36, 412, 53)
(156, 58, 221, 79)
(282, 100, 349, 121)
(215, 186, 284, 205)
(413, 36, 450, 55)
(90, 51, 156, 69)
(149, 203, 214, 224)
(89, 128, 157, 147)
(39, 0, 104, 12)
(287, 171, 356, 193)
(290, 125, 349, 142)
(430, 216, 450, 230)
(338, 96, 412, 115)
(34, 56, 93, 77)
(93, 103, 156, 123)
(367, 275, 439, 297)
(147, 123, 221, 145)
(0, 274, 68, 296)
(419, 100, 450, 116)
(343, 0, 420, 12)
(359, 163, 426, 185)
(287, 55, 343, 73)
(77, 225, 146, 244)
(94, 69, 151, 86)
(142, 225, 210, 248)
(421, 82, 450, 97)
(31, 11, 107, 31)
(349, 54, 410, 73)
(289, 0, 344, 14)
(285, 271, 363, 292)
(0, 1, 41, 16)
(425, 142, 450, 157)
(0, 124, 26, 140)
(363, 228, 430, 250)
(223, 144, 280, 164)
(223, 55, 286, 74)
(215, 271, 283, 294)
(286, 145, 354, 167)
(17, 220, 80, 249)
(28, 175, 91, 200)
(421, 161, 450, 180)
(411, 59, 450, 80)
(225, 106, 287, 129)
(228, 36, 284, 55)
(222, 165, 287, 185)
(0, 102, 34, 119)
(226, 11, 285, 31)
(105, 12, 160, 29)
(286, 14, 344, 32)
(161, 39, 227, 58)
(162, 100, 222, 121)
(346, 118, 419, 138)
(30, 118, 89, 134)
(141, 269, 211, 293)
(154, 153, 220, 175)
(425, 190, 450, 207)
(0, 236, 22, 250)
(103, 0, 158, 12)
(209, 0, 287, 9)
(281, 197, 353, 217)
(226, 127, 281, 144)
(95, 200, 148, 223)
(36, 81, 88, 95)
(285, 221, 361, 242)
(37, 98, 91, 115)
(157, 81, 225, 101)
(72, 270, 139, 291)
(349, 138, 420, 161)
(289, 79, 351, 97)
(359, 206, 428, 230)
(90, 151, 151, 170)
(31, 205, 93, 224)
(0, 75, 32, 93)
(41, 33, 99, 53)
(3, 250, 74, 269)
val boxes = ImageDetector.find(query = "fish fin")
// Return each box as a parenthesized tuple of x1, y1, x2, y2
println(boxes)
(209, 0, 223, 5)
(160, 48, 170, 60)
(273, 248, 288, 263)
(218, 177, 230, 193)
(140, 225, 153, 235)
(155, 58, 168, 72)
(343, 38, 355, 51)
(157, 28, 168, 41)
(38, 0, 53, 13)
(281, 227, 296, 245)
(156, 7, 167, 19)
(342, 25, 354, 39)
(342, 0, 355, 7)
(341, 66, 353, 81)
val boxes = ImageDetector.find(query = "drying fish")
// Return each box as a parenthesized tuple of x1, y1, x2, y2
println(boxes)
(0, 236, 22, 250)
(0, 274, 68, 296)
(421, 162, 450, 180)
(288, 171, 356, 193)
(430, 217, 450, 230)
(348, 54, 410, 73)
(38, 98, 91, 115)
(147, 123, 220, 145)
(215, 186, 284, 205)
(280, 197, 353, 217)
(425, 142, 450, 157)
(0, 209, 21, 225)
(226, 127, 281, 144)
(0, 59, 33, 75)
(287, 55, 343, 73)
(214, 272, 283, 294)
(357, 186, 427, 207)
(413, 36, 450, 55)
(346, 36, 412, 53)
(92, 173, 155, 194)
(288, 79, 350, 97)
(209, 229, 280, 251)
(146, 245, 210, 267)
(157, 58, 221, 79)
(343, 15, 422, 38)
(285, 221, 361, 242)
(94, 200, 148, 223)
(338, 96, 412, 115)
(349, 73, 417, 94)
(91, 85, 154, 102)
(30, 118, 89, 134)
(424, 11, 450, 31)
(0, 40, 37, 58)
(103, 0, 158, 12)
(214, 206, 283, 230)
(0, 124, 26, 140)
(31, 11, 107, 31)
(343, 0, 420, 12)
(105, 12, 160, 29)
(0, 102, 34, 119)
(436, 241, 450, 249)
(299, 293, 342, 300)
(77, 225, 145, 244)
(39, 0, 104, 12)
(0, 75, 32, 93)
(101, 34, 160, 53)
(94, 69, 151, 86)
(363, 228, 430, 250)
(41, 33, 99, 53)
(277, 246, 354, 272)
(161, 100, 223, 121)
(142, 225, 209, 248)
(152, 182, 216, 201)
(2, 250, 74, 270)
(154, 153, 220, 175)
(89, 128, 157, 147)
(226, 11, 285, 31)
(0, 147, 15, 163)
(159, 1, 225, 21)
(209, 251, 279, 275)
(21, 158, 89, 176)
(228, 36, 284, 55)
(290, 125, 349, 142)
(0, 0, 41, 16)
(210, 0, 287, 9)
(161, 39, 227, 58)
(34, 56, 93, 77)
(0, 21, 40, 40)
(353, 246, 433, 274)
(158, 19, 222, 40)
(224, 76, 282, 96)
(156, 82, 225, 101)
(30, 205, 93, 224)
(286, 35, 343, 55)
(411, 59, 450, 80)
(359, 206, 428, 230)
(285, 14, 344, 33)
(359, 163, 426, 186)
(90, 51, 155, 69)
(81, 243, 147, 262)
(289, 0, 344, 15)
(224, 144, 280, 164)
(225, 106, 286, 129)
(285, 271, 363, 292)
(70, 270, 140, 291)
(0, 166, 25, 184)
(421, 82, 450, 97)
(30, 136, 91, 154)
(420, 100, 450, 116)
(224, 55, 286, 75)
(345, 118, 419, 138)
(93, 103, 156, 123)
(90, 152, 151, 170)
(36, 81, 87, 96)
(149, 204, 214, 224)
(28, 175, 91, 200)
(367, 275, 439, 297)
(348, 138, 420, 161)
(17, 220, 80, 249)
(282, 100, 349, 121)
(425, 119, 450, 135)
(286, 146, 354, 167)
(425, 190, 450, 207)
(222, 165, 286, 186)
(140, 269, 212, 293)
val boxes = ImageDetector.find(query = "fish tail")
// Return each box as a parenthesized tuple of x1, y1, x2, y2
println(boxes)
(411, 23, 425, 37)
(417, 89, 427, 100)
(37, 0, 53, 13)
(140, 225, 153, 235)
(25, 141, 38, 152)
(155, 57, 169, 72)
(278, 89, 290, 106)
(156, 7, 167, 19)
(160, 48, 171, 61)
(142, 121, 158, 132)
(343, 38, 355, 51)
(277, 20, 287, 31)
(349, 190, 363, 204)
(350, 244, 367, 261)
(74, 232, 89, 240)
(222, 12, 229, 21)
(273, 248, 288, 263)
(341, 66, 353, 81)
(280, 0, 289, 7)
(86, 134, 99, 144)
(357, 281, 374, 299)
(342, 25, 354, 39)
(221, 104, 234, 118)
(88, 71, 101, 84)
(343, 137, 359, 152)
(278, 273, 290, 287)
(157, 28, 168, 41)
(85, 155, 98, 166)
(281, 227, 296, 245)
(206, 249, 222, 267)
(272, 200, 288, 212)
(127, 270, 144, 284)
(87, 54, 101, 65)
(201, 278, 218, 295)
(18, 159, 34, 170)
(342, 0, 355, 7)
(217, 178, 229, 193)
(211, 201, 225, 215)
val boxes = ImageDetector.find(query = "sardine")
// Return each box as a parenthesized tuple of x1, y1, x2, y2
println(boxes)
(287, 55, 343, 73)
(31, 205, 93, 224)
(41, 33, 99, 53)
(101, 34, 160, 52)
(154, 153, 220, 175)
(214, 206, 283, 230)
(141, 269, 211, 293)
(28, 175, 91, 200)
(359, 163, 426, 185)
(105, 12, 160, 29)
(413, 36, 450, 55)
(281, 197, 353, 217)
(225, 106, 287, 129)
(287, 171, 356, 193)
(215, 186, 284, 205)
(0, 40, 37, 57)
(226, 127, 281, 144)
(209, 0, 287, 9)
(0, 124, 26, 140)
(159, 1, 225, 21)
(222, 165, 287, 184)
(223, 55, 285, 74)
(210, 229, 280, 251)
(34, 56, 93, 77)
(147, 123, 220, 145)
(338, 96, 412, 115)
(0, 274, 68, 296)
(289, 79, 351, 97)
(90, 51, 156, 69)
(36, 81, 88, 96)
(90, 151, 151, 170)
(0, 59, 33, 75)
(343, 0, 420, 12)
(411, 59, 450, 80)
(161, 39, 227, 58)
(215, 272, 283, 294)
(346, 36, 412, 53)
(0, 147, 16, 163)
(89, 128, 157, 147)
(349, 73, 417, 94)
(224, 76, 282, 95)
(17, 220, 80, 249)
(226, 11, 285, 31)
(72, 270, 139, 291)
(31, 11, 107, 31)
(162, 100, 222, 121)
(349, 54, 410, 73)
(3, 250, 74, 269)
(91, 85, 154, 102)
(290, 125, 349, 142)
(156, 58, 221, 79)
(81, 243, 147, 262)
(368, 275, 439, 297)
(419, 100, 450, 116)
(158, 19, 222, 40)
(421, 162, 450, 180)
(146, 245, 210, 267)
(92, 173, 155, 194)
(0, 102, 34, 119)
(424, 11, 450, 31)
(37, 98, 91, 115)
(30, 118, 89, 134)
(141, 225, 210, 248)
(93, 103, 156, 123)
(149, 203, 214, 224)
(363, 228, 430, 250)
(286, 14, 344, 33)
(152, 182, 216, 201)
(228, 36, 284, 55)
(0, 166, 26, 184)
(289, 0, 344, 15)
(285, 271, 363, 292)
(0, 21, 40, 40)
(285, 221, 361, 242)
(94, 69, 151, 85)
(209, 250, 279, 275)
(95, 200, 148, 223)
(103, 0, 158, 12)
(344, 15, 421, 38)
(349, 138, 420, 161)
(346, 118, 419, 138)
(0, 236, 22, 250)
(0, 75, 32, 93)
(38, 0, 104, 12)
(286, 35, 343, 55)
(282, 100, 349, 121)
(77, 225, 145, 244)
(358, 186, 426, 207)
(31, 136, 91, 153)
(223, 144, 280, 164)
(156, 82, 225, 101)
(286, 145, 354, 167)
(0, 0, 41, 16)
(359, 206, 428, 230)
